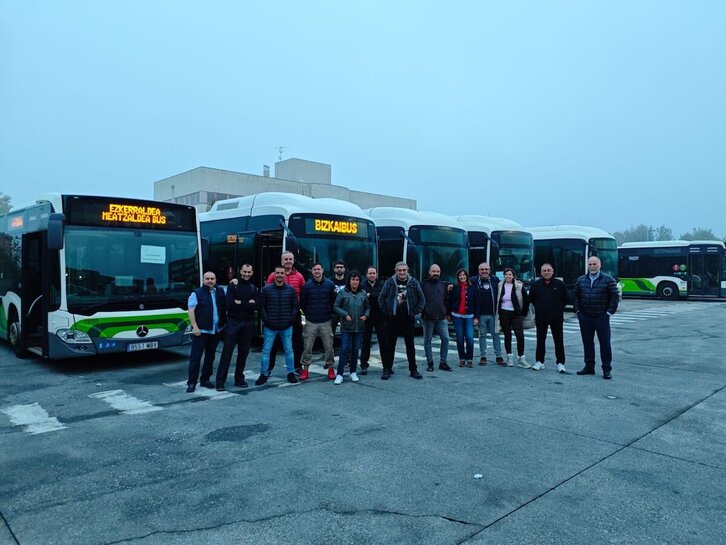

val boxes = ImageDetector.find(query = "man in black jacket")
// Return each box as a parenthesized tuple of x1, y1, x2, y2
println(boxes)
(421, 264, 452, 372)
(473, 263, 503, 365)
(528, 263, 568, 373)
(215, 264, 258, 390)
(574, 256, 620, 380)
(378, 262, 426, 380)
(256, 266, 299, 385)
(186, 271, 227, 393)
(299, 262, 336, 381)
(360, 266, 386, 375)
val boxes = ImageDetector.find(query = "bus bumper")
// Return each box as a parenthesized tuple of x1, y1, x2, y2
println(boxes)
(48, 331, 193, 359)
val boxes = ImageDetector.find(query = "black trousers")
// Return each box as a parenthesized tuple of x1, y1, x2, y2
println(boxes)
(360, 317, 387, 366)
(499, 309, 525, 356)
(382, 312, 417, 372)
(535, 320, 565, 364)
(269, 311, 303, 373)
(216, 318, 255, 386)
(187, 332, 220, 386)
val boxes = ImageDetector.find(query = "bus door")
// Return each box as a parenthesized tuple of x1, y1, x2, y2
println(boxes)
(20, 231, 48, 356)
(236, 230, 282, 288)
(688, 253, 720, 297)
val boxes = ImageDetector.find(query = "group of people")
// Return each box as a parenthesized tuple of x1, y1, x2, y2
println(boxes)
(185, 252, 620, 393)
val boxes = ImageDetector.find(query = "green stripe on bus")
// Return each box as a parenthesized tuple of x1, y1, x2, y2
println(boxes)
(620, 278, 656, 294)
(71, 313, 190, 335)
(98, 321, 186, 338)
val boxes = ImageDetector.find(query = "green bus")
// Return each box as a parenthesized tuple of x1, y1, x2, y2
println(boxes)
(618, 241, 726, 299)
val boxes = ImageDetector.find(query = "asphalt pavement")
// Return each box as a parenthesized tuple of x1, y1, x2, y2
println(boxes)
(1, 299, 725, 545)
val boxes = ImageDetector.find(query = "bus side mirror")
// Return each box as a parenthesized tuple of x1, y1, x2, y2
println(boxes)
(47, 213, 65, 250)
(201, 237, 209, 262)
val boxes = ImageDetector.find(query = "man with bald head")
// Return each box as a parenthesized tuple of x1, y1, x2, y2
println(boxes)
(573, 256, 619, 380)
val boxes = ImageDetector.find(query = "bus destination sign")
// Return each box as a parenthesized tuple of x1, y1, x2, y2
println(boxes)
(102, 204, 167, 225)
(313, 218, 358, 235)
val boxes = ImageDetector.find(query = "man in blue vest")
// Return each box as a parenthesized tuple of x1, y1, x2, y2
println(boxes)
(186, 271, 227, 392)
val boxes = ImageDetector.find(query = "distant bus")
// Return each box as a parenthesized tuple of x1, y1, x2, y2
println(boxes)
(529, 225, 618, 301)
(618, 240, 726, 299)
(200, 192, 377, 287)
(366, 208, 468, 283)
(454, 215, 534, 283)
(0, 194, 201, 359)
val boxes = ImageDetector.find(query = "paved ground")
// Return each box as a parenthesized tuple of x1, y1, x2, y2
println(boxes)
(1, 299, 725, 544)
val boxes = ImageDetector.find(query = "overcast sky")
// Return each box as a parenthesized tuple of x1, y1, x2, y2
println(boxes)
(1, 1, 724, 237)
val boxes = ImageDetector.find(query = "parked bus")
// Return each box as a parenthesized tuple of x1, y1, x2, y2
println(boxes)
(529, 225, 618, 301)
(618, 240, 726, 299)
(454, 215, 534, 283)
(0, 194, 201, 359)
(367, 208, 468, 283)
(200, 192, 377, 287)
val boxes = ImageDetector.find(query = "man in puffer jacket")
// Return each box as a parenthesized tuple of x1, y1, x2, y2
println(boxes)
(299, 262, 336, 381)
(573, 256, 619, 380)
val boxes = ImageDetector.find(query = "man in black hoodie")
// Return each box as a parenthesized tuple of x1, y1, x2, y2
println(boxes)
(421, 264, 452, 372)
(528, 263, 568, 373)
(215, 264, 258, 390)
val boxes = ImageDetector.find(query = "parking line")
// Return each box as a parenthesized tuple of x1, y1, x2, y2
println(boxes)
(0, 403, 67, 435)
(88, 390, 163, 415)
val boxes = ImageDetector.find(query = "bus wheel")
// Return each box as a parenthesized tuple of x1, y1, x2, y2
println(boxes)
(8, 314, 28, 359)
(657, 282, 679, 300)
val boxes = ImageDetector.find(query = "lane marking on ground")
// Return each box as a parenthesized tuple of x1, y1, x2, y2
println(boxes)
(163, 381, 237, 399)
(0, 403, 66, 435)
(88, 390, 163, 415)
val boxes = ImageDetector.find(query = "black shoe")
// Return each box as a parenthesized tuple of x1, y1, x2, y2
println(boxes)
(215, 384, 225, 391)
(389, 368, 394, 375)
(410, 370, 423, 379)
(381, 370, 390, 380)
(576, 368, 596, 376)
(186, 384, 196, 393)
(255, 374, 268, 386)
(234, 379, 248, 388)
(426, 361, 434, 372)
(287, 372, 298, 384)
(359, 368, 368, 376)
(479, 357, 488, 366)
(439, 362, 453, 371)
(200, 381, 215, 389)
(603, 371, 612, 380)
(495, 357, 505, 366)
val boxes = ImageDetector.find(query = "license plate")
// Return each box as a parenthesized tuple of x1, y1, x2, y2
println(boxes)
(127, 341, 159, 352)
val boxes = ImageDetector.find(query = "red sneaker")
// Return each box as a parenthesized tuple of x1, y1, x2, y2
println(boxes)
(327, 367, 336, 380)
(300, 368, 309, 381)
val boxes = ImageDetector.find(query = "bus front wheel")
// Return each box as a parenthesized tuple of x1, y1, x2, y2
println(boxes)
(8, 314, 28, 359)
(657, 282, 679, 300)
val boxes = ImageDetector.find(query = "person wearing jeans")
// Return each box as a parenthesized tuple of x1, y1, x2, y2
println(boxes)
(473, 262, 503, 366)
(449, 268, 479, 367)
(421, 264, 452, 372)
(333, 271, 369, 384)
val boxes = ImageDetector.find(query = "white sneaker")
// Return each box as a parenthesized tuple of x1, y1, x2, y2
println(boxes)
(506, 354, 514, 367)
(517, 355, 531, 369)
(334, 375, 344, 385)
(557, 363, 566, 373)
(350, 372, 359, 382)
(532, 362, 544, 371)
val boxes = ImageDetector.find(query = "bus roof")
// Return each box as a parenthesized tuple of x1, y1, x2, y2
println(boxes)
(619, 240, 726, 249)
(366, 207, 464, 230)
(454, 214, 525, 235)
(202, 192, 372, 222)
(528, 225, 614, 241)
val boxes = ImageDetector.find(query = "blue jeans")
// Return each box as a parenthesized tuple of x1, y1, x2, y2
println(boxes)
(577, 312, 612, 372)
(452, 316, 474, 360)
(478, 314, 502, 358)
(422, 319, 450, 363)
(261, 326, 294, 376)
(338, 331, 362, 375)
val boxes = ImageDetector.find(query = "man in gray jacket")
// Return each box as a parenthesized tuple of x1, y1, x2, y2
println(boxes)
(378, 262, 426, 380)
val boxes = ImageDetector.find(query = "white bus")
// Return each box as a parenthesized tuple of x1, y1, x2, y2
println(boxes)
(529, 225, 618, 301)
(454, 215, 534, 283)
(0, 194, 201, 359)
(367, 208, 468, 283)
(618, 240, 726, 299)
(200, 192, 377, 286)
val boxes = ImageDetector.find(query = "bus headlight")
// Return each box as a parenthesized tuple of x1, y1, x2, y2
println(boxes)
(184, 324, 193, 335)
(57, 329, 92, 344)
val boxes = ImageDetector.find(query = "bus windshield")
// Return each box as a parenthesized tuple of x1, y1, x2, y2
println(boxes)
(492, 231, 534, 281)
(592, 238, 618, 277)
(408, 226, 468, 282)
(64, 226, 199, 314)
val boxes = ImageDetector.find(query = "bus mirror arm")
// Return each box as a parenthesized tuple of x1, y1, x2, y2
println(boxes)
(403, 233, 415, 247)
(279, 219, 296, 241)
(200, 237, 210, 261)
(47, 213, 65, 250)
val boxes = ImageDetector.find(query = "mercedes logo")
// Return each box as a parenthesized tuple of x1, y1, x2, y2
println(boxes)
(136, 326, 149, 338)
(139, 304, 145, 310)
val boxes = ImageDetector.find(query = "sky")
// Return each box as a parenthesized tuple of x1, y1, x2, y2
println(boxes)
(1, 1, 724, 238)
